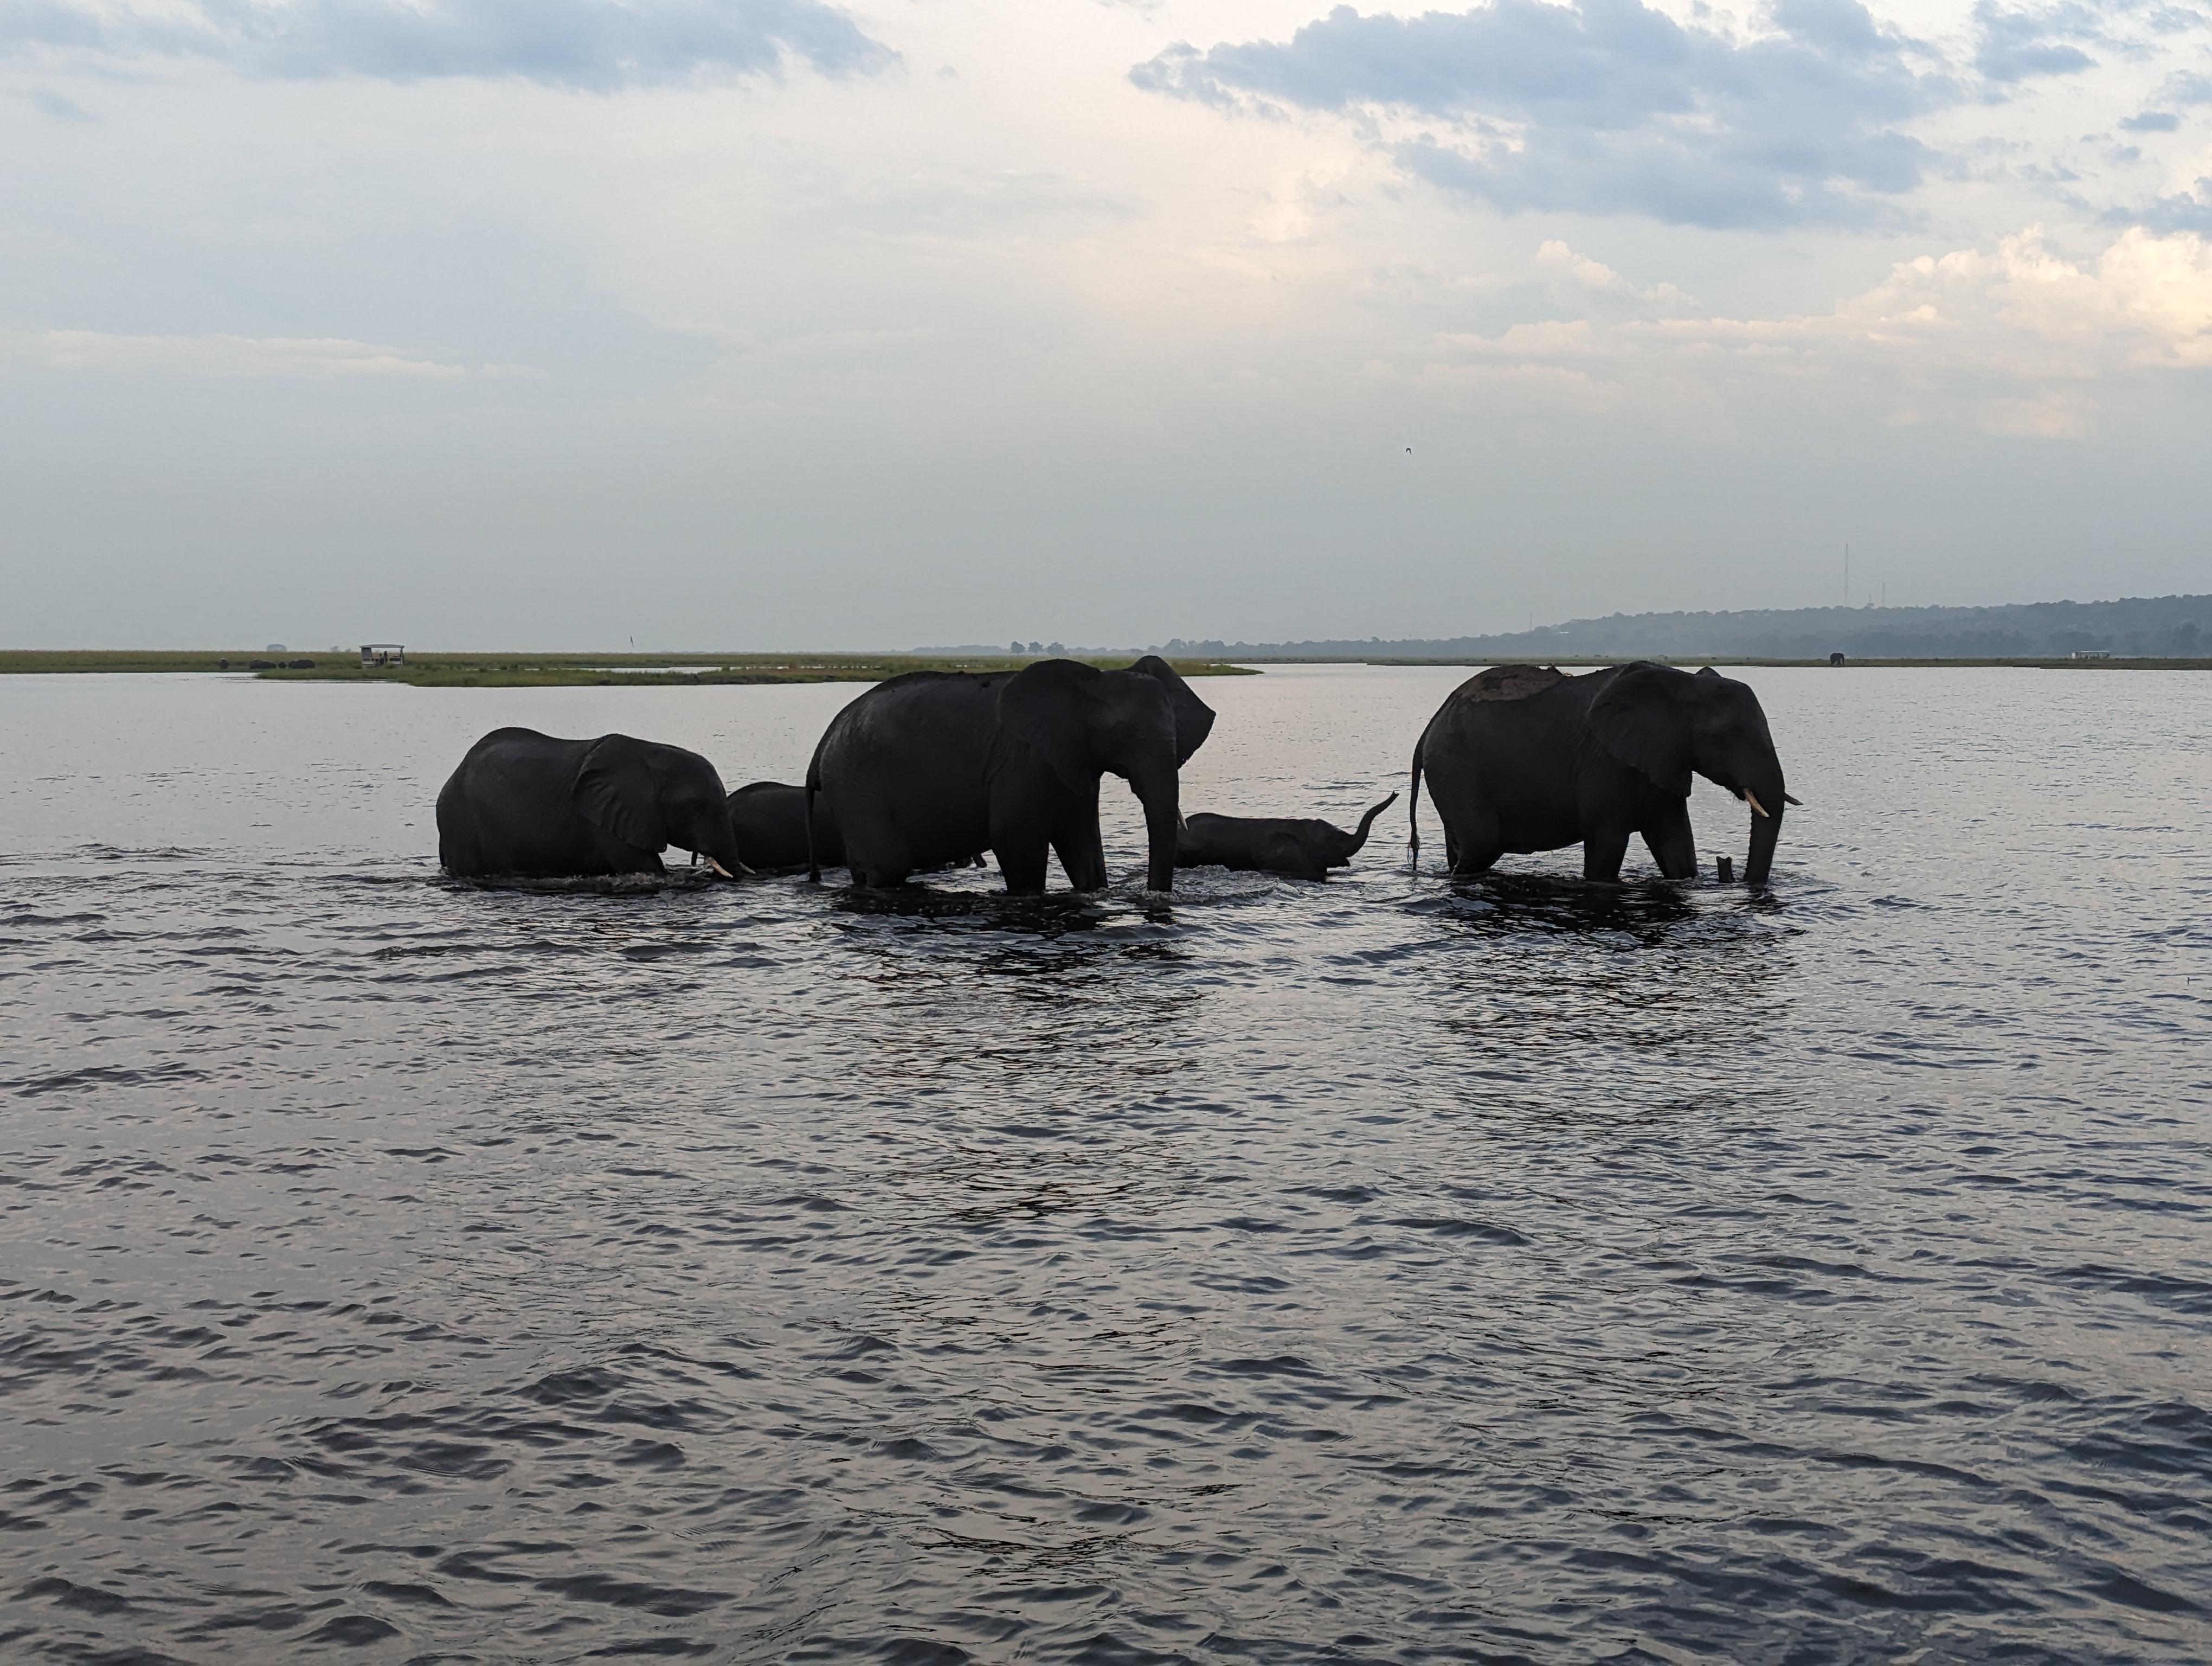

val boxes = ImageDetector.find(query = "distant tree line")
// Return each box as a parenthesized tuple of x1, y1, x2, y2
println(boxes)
(1154, 594, 2212, 661)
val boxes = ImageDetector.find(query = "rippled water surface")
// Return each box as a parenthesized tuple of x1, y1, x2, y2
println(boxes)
(2, 664, 2208, 1663)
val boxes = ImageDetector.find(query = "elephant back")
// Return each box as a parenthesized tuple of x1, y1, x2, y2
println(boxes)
(1450, 663, 1568, 703)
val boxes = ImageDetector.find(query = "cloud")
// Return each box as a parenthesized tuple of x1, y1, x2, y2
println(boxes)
(1972, 2, 2102, 83)
(0, 0, 895, 88)
(2161, 69, 2212, 104)
(12, 330, 531, 379)
(1534, 238, 1692, 305)
(2119, 109, 2182, 130)
(1130, 0, 1953, 229)
(1432, 228, 2212, 436)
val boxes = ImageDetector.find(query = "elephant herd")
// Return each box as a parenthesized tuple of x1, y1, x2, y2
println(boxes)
(435, 656, 1793, 891)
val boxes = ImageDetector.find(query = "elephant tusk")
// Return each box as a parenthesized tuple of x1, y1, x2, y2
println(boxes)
(708, 857, 740, 878)
(1784, 792, 1803, 806)
(1178, 813, 1187, 829)
(1744, 791, 1771, 819)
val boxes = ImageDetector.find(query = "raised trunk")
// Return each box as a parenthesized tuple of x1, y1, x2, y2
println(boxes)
(1345, 792, 1399, 857)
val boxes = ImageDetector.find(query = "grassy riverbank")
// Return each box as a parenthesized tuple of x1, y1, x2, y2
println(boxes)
(0, 651, 1258, 685)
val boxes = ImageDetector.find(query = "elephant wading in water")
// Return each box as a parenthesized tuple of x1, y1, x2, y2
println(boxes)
(807, 657, 1216, 892)
(438, 728, 747, 879)
(1177, 793, 1399, 882)
(727, 781, 984, 875)
(1410, 663, 1797, 885)
(726, 781, 844, 873)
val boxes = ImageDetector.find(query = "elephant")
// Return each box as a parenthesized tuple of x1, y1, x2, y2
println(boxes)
(437, 727, 747, 879)
(1409, 662, 1797, 885)
(726, 781, 845, 873)
(727, 782, 989, 874)
(807, 656, 1216, 892)
(1176, 793, 1399, 881)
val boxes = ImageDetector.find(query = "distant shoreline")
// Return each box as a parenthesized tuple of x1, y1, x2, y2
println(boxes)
(0, 651, 1258, 687)
(1263, 655, 2212, 671)
(2, 651, 2204, 683)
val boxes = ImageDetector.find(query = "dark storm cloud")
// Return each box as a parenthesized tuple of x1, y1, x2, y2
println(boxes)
(1129, 0, 1953, 229)
(0, 0, 896, 88)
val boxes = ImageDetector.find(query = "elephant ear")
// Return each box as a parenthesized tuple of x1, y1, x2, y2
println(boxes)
(1126, 655, 1217, 767)
(573, 735, 666, 852)
(998, 659, 1100, 795)
(1588, 663, 1693, 797)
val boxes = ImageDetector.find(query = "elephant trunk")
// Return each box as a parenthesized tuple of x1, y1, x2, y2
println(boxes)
(1344, 791, 1400, 857)
(690, 811, 749, 879)
(1741, 773, 1785, 887)
(1133, 770, 1180, 893)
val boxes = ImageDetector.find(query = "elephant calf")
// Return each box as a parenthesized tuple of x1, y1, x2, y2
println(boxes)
(727, 783, 995, 874)
(438, 728, 747, 879)
(727, 781, 844, 873)
(1176, 793, 1399, 882)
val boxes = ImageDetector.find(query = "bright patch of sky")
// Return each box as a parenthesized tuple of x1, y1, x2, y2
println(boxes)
(3, 0, 2208, 646)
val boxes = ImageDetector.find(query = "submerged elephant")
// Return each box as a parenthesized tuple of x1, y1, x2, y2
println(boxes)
(726, 781, 844, 873)
(1177, 793, 1399, 881)
(1410, 662, 1796, 884)
(438, 728, 747, 879)
(807, 656, 1216, 892)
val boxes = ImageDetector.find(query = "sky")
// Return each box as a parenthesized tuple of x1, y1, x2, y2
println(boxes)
(3, 0, 2210, 649)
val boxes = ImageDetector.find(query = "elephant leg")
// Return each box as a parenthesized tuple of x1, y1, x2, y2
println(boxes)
(1641, 801, 1697, 881)
(1582, 824, 1631, 882)
(1450, 843, 1500, 876)
(996, 842, 1049, 894)
(1051, 817, 1107, 892)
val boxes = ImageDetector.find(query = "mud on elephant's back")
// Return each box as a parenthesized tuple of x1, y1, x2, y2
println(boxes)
(1452, 663, 1567, 702)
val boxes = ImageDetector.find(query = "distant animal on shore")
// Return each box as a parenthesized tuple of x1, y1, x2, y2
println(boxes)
(808, 656, 1216, 892)
(1176, 793, 1399, 881)
(438, 728, 747, 880)
(1410, 662, 1795, 884)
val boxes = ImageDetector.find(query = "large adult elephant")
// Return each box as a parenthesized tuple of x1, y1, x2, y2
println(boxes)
(438, 728, 747, 879)
(807, 657, 1216, 892)
(1409, 663, 1796, 885)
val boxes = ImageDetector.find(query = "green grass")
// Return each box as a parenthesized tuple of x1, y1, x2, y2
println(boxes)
(0, 650, 1258, 685)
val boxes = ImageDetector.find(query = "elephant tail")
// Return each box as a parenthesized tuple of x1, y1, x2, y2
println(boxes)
(1345, 791, 1400, 856)
(804, 755, 822, 884)
(1407, 735, 1424, 868)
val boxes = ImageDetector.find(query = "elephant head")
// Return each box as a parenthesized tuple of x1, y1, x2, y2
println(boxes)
(997, 657, 1217, 892)
(574, 735, 748, 877)
(1589, 664, 1793, 886)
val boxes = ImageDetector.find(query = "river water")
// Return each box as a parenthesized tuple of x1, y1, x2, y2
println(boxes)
(1, 664, 2207, 1663)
